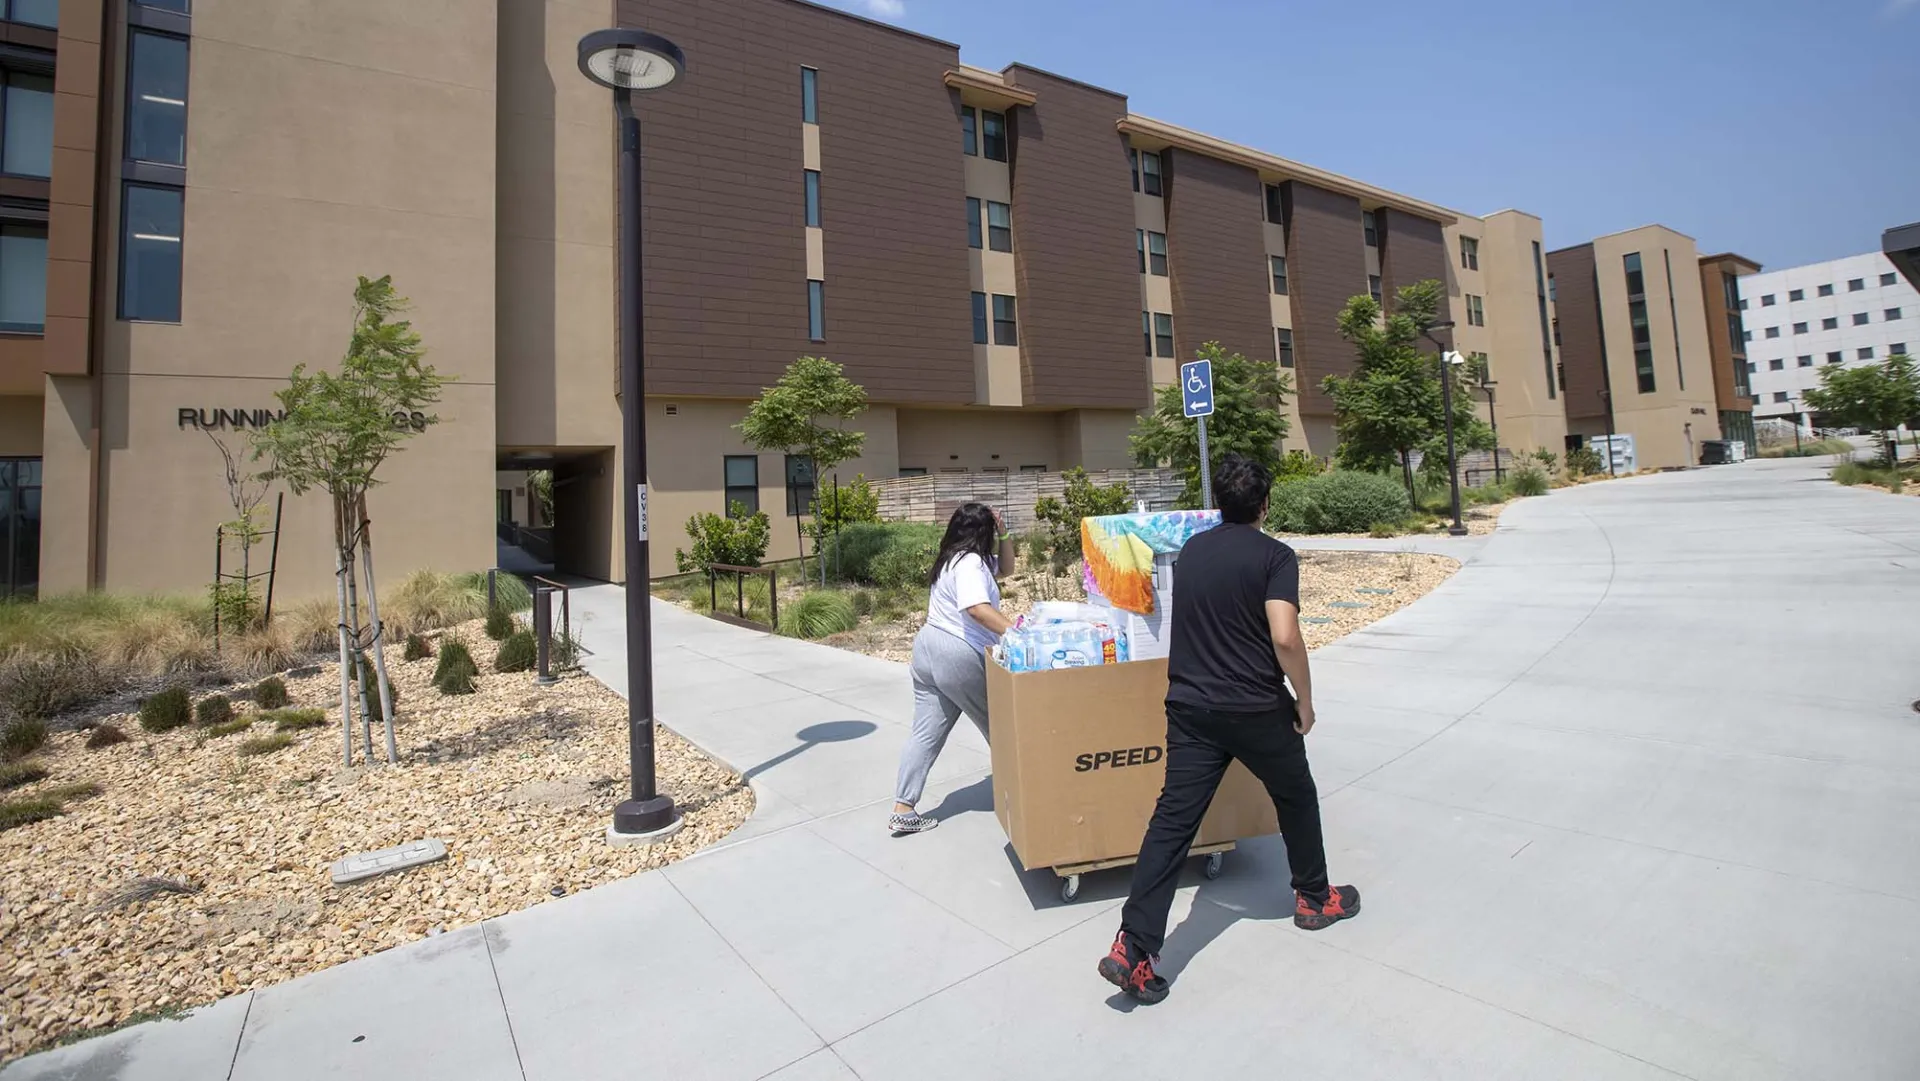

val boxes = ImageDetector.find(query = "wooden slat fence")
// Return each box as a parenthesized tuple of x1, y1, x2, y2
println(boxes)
(869, 468, 1183, 532)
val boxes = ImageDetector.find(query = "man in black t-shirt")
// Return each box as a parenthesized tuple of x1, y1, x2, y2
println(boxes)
(1099, 453, 1360, 1005)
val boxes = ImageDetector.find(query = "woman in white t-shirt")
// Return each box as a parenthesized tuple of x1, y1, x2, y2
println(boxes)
(889, 502, 1011, 835)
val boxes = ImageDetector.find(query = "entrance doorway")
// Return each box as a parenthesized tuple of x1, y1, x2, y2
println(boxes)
(0, 458, 41, 600)
(496, 449, 614, 582)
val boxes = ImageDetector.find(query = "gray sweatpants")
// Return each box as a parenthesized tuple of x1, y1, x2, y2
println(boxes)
(895, 624, 991, 808)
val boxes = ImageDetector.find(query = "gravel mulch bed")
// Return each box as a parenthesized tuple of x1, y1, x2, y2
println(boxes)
(0, 619, 751, 1061)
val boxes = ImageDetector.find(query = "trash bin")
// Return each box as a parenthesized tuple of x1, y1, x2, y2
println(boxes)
(1699, 440, 1733, 465)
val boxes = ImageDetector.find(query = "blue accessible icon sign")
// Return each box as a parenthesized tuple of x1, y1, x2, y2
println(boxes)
(1181, 359, 1214, 419)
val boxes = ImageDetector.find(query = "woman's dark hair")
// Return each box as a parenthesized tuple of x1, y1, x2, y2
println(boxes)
(930, 502, 999, 586)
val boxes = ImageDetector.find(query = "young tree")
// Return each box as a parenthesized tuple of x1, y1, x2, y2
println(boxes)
(1131, 341, 1293, 508)
(207, 430, 273, 639)
(1804, 353, 1920, 467)
(250, 275, 448, 766)
(1323, 279, 1492, 501)
(737, 356, 868, 585)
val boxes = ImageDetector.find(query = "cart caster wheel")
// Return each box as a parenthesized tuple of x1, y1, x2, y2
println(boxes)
(1061, 875, 1081, 903)
(1204, 852, 1225, 880)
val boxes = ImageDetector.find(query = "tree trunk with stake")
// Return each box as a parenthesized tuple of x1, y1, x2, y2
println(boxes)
(331, 507, 357, 768)
(357, 494, 398, 763)
(338, 496, 375, 764)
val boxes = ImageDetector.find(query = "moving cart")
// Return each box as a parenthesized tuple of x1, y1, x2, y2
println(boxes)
(1051, 841, 1233, 904)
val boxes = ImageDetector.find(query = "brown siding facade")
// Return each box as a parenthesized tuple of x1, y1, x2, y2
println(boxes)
(1003, 65, 1143, 409)
(1377, 208, 1451, 328)
(1698, 256, 1754, 414)
(1163, 149, 1272, 366)
(616, 0, 974, 404)
(1547, 244, 1609, 432)
(1283, 181, 1366, 417)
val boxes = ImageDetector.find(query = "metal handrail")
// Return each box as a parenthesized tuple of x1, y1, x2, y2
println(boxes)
(705, 563, 778, 632)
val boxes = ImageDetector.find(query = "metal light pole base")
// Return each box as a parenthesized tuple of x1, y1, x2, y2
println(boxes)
(608, 796, 681, 846)
(534, 673, 559, 687)
(1446, 525, 1470, 537)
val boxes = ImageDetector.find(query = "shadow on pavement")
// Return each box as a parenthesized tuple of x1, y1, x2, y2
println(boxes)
(922, 776, 994, 822)
(743, 720, 878, 781)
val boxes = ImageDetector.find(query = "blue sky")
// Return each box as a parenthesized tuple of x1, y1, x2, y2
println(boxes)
(818, 0, 1917, 270)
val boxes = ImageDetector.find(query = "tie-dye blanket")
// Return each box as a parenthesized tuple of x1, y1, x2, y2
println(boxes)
(1079, 510, 1222, 615)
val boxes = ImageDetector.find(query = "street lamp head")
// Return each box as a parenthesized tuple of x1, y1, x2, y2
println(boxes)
(1424, 320, 1456, 332)
(578, 28, 685, 92)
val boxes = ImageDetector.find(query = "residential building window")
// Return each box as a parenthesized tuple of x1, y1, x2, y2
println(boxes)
(1853, 312, 1869, 326)
(128, 30, 189, 167)
(1848, 278, 1864, 292)
(723, 456, 759, 516)
(1625, 252, 1654, 393)
(1140, 150, 1163, 197)
(1768, 358, 1784, 371)
(1142, 311, 1151, 356)
(1130, 149, 1140, 193)
(1535, 242, 1557, 399)
(1886, 307, 1902, 321)
(1270, 255, 1288, 295)
(1362, 211, 1378, 247)
(1818, 283, 1834, 297)
(991, 293, 1017, 346)
(1764, 327, 1779, 339)
(1792, 322, 1807, 334)
(136, 0, 190, 13)
(1461, 237, 1479, 271)
(801, 67, 817, 123)
(970, 291, 987, 345)
(1726, 314, 1743, 353)
(1623, 252, 1645, 298)
(1772, 392, 1789, 403)
(807, 280, 825, 341)
(1264, 183, 1284, 226)
(1465, 294, 1485, 326)
(1827, 351, 1842, 364)
(4, 0, 58, 28)
(119, 183, 183, 322)
(1859, 347, 1876, 360)
(1153, 312, 1174, 358)
(1, 71, 52, 178)
(0, 457, 40, 601)
(1146, 231, 1167, 276)
(1738, 299, 1747, 310)
(1136, 229, 1145, 273)
(897, 467, 927, 477)
(986, 201, 1012, 252)
(1761, 294, 1775, 306)
(966, 197, 981, 249)
(981, 110, 1007, 162)
(1821, 317, 1838, 330)
(1275, 327, 1293, 368)
(1019, 464, 1048, 473)
(1892, 342, 1908, 356)
(1789, 289, 1804, 301)
(1882, 272, 1898, 287)
(1664, 250, 1686, 391)
(1744, 362, 1755, 374)
(960, 106, 976, 156)
(785, 455, 815, 517)
(0, 223, 46, 333)
(803, 170, 820, 228)
(1742, 331, 1751, 342)
(1796, 355, 1813, 367)
(1368, 275, 1382, 303)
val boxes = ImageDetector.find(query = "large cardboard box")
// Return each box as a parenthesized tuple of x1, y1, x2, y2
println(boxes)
(985, 656, 1280, 872)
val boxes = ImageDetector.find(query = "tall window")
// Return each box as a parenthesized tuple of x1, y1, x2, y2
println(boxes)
(1270, 255, 1288, 295)
(120, 183, 183, 322)
(1142, 311, 1151, 357)
(1264, 183, 1285, 226)
(803, 170, 820, 228)
(1624, 252, 1654, 394)
(1136, 229, 1145, 273)
(1130, 149, 1140, 193)
(784, 455, 815, 517)
(1152, 312, 1173, 358)
(986, 201, 1012, 252)
(806, 280, 824, 341)
(1368, 275, 1382, 303)
(1146, 231, 1167, 276)
(1465, 294, 1485, 327)
(0, 223, 45, 333)
(971, 291, 988, 344)
(981, 110, 1007, 162)
(1362, 211, 1378, 248)
(960, 106, 976, 156)
(4, 0, 56, 26)
(1275, 327, 1293, 368)
(1461, 236, 1479, 271)
(1140, 151, 1163, 197)
(1623, 251, 1645, 298)
(0, 457, 39, 601)
(1, 71, 52, 178)
(801, 67, 818, 123)
(966, 197, 981, 249)
(128, 31, 189, 167)
(723, 456, 759, 516)
(1534, 242, 1557, 399)
(991, 294, 1018, 346)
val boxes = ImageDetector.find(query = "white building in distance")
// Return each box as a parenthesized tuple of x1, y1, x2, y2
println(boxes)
(1737, 251, 1917, 423)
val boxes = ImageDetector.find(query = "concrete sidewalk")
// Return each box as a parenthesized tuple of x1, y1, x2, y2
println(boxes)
(12, 456, 1920, 1080)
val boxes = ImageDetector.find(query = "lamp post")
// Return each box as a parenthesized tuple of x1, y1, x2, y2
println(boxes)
(1598, 388, 1617, 476)
(1480, 378, 1502, 484)
(1790, 396, 1804, 453)
(578, 27, 686, 844)
(1420, 320, 1468, 537)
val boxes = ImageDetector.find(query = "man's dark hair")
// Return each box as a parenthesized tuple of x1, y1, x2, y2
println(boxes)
(1212, 453, 1271, 524)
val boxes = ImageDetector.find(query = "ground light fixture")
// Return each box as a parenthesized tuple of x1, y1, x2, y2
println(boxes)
(578, 27, 687, 845)
(1420, 320, 1469, 537)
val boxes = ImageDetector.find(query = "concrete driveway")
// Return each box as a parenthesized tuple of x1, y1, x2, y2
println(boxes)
(10, 456, 1919, 1080)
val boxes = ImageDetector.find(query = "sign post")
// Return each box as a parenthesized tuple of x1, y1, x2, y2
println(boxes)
(1181, 359, 1216, 510)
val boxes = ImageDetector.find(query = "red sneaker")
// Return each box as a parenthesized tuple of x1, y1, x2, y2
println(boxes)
(1295, 884, 1361, 930)
(1097, 932, 1169, 1005)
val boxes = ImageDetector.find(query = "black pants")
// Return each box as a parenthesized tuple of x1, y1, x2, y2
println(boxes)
(1119, 699, 1328, 957)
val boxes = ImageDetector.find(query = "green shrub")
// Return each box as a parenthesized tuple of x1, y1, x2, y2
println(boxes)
(808, 474, 882, 543)
(1509, 465, 1550, 497)
(265, 708, 327, 732)
(1565, 446, 1604, 477)
(0, 760, 47, 789)
(871, 536, 939, 589)
(850, 590, 874, 618)
(1034, 468, 1132, 567)
(404, 633, 432, 662)
(138, 686, 192, 733)
(195, 694, 234, 727)
(1, 717, 48, 760)
(780, 591, 859, 639)
(674, 503, 773, 572)
(85, 724, 129, 749)
(1530, 448, 1559, 474)
(826, 522, 942, 584)
(0, 794, 64, 831)
(1368, 521, 1402, 539)
(205, 717, 253, 738)
(1832, 461, 1874, 486)
(1276, 450, 1325, 483)
(237, 733, 295, 757)
(42, 781, 101, 803)
(495, 630, 537, 673)
(208, 581, 262, 636)
(1267, 471, 1412, 534)
(253, 676, 289, 710)
(0, 651, 110, 723)
(433, 638, 479, 695)
(356, 663, 399, 724)
(484, 606, 515, 641)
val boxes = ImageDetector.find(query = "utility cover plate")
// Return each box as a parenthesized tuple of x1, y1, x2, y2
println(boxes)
(1355, 588, 1395, 595)
(1328, 601, 1369, 609)
(1301, 616, 1335, 625)
(331, 838, 448, 886)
